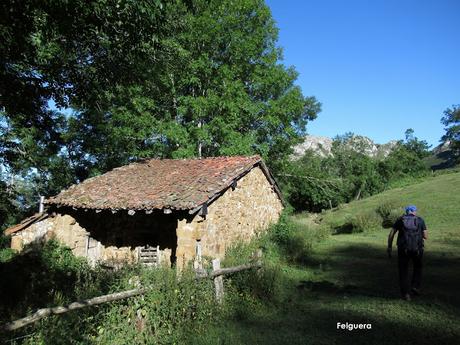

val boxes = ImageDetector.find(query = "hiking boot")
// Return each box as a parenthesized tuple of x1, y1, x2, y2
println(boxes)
(411, 288, 421, 296)
(402, 293, 411, 301)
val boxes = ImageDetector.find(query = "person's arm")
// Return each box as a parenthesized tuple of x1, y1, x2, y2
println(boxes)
(421, 218, 428, 240)
(387, 228, 397, 258)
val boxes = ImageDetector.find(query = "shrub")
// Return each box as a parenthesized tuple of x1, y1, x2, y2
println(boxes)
(0, 233, 14, 263)
(0, 232, 11, 249)
(377, 201, 403, 228)
(349, 211, 381, 233)
(308, 224, 331, 242)
(268, 212, 330, 264)
(270, 213, 297, 245)
(225, 262, 286, 307)
(0, 247, 15, 263)
(283, 230, 312, 264)
(0, 240, 112, 323)
(91, 268, 217, 345)
(223, 235, 286, 304)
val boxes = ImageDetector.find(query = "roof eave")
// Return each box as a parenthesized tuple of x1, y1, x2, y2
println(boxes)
(188, 159, 285, 215)
(4, 213, 49, 236)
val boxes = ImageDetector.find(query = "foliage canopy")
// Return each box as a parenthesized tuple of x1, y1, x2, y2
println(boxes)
(0, 0, 320, 226)
(441, 104, 460, 158)
(281, 131, 430, 212)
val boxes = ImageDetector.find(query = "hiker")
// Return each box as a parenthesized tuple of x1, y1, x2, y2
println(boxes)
(387, 205, 428, 301)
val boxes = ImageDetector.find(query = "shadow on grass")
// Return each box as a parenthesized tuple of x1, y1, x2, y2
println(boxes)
(199, 241, 460, 345)
(333, 222, 354, 234)
(296, 242, 460, 309)
(222, 307, 458, 345)
(296, 279, 367, 296)
(191, 274, 460, 345)
(187, 234, 460, 345)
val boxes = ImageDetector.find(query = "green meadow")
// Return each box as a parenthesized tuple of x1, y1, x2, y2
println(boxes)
(189, 172, 460, 345)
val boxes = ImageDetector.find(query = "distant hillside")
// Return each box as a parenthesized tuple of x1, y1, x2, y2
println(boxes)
(425, 140, 458, 170)
(320, 171, 460, 236)
(293, 134, 398, 158)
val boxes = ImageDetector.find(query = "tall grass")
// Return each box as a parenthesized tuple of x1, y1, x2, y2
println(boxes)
(0, 241, 217, 345)
(0, 212, 331, 345)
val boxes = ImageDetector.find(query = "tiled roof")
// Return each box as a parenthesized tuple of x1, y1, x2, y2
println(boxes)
(5, 212, 49, 235)
(45, 155, 281, 212)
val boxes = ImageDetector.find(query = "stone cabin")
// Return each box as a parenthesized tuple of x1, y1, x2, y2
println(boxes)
(6, 156, 283, 269)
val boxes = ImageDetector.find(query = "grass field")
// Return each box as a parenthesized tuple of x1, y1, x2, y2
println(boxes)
(190, 172, 460, 345)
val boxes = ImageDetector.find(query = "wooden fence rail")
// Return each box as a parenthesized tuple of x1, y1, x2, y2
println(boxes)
(194, 261, 262, 279)
(2, 251, 262, 332)
(2, 288, 146, 332)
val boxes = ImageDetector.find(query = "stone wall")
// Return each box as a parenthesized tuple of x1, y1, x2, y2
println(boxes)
(10, 217, 55, 251)
(10, 215, 90, 256)
(175, 166, 283, 269)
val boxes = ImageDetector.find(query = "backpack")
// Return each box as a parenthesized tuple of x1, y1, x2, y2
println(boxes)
(401, 215, 423, 252)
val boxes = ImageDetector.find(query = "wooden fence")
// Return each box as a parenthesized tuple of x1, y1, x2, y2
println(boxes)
(2, 250, 262, 332)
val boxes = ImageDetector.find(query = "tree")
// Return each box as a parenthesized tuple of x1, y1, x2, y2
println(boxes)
(280, 151, 343, 212)
(69, 0, 320, 173)
(1, 0, 179, 217)
(326, 137, 385, 200)
(282, 130, 431, 212)
(1, 0, 320, 221)
(1, 0, 175, 176)
(403, 128, 430, 159)
(375, 129, 429, 182)
(441, 105, 460, 158)
(0, 180, 17, 230)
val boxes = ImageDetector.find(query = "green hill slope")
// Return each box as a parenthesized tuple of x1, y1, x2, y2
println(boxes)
(299, 172, 460, 344)
(424, 149, 456, 170)
(193, 172, 460, 345)
(321, 171, 460, 243)
(424, 142, 458, 170)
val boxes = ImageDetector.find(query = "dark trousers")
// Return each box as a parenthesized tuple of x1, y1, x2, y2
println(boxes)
(398, 248, 423, 295)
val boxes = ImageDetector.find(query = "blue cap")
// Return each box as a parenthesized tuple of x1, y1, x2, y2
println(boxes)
(405, 205, 417, 214)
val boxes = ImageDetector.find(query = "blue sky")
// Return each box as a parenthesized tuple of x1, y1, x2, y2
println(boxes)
(266, 0, 460, 147)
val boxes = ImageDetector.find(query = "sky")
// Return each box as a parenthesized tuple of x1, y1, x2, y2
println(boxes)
(265, 0, 460, 147)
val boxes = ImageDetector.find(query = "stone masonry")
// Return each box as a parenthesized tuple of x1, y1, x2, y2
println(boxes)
(175, 166, 283, 269)
(10, 215, 146, 267)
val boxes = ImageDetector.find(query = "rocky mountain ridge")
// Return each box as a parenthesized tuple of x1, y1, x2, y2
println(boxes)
(293, 134, 398, 158)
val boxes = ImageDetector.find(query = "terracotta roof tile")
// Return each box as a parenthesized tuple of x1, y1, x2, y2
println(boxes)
(45, 155, 280, 211)
(5, 213, 49, 235)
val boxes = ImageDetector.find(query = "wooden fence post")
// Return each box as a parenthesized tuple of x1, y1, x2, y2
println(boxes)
(212, 258, 224, 304)
(194, 240, 203, 270)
